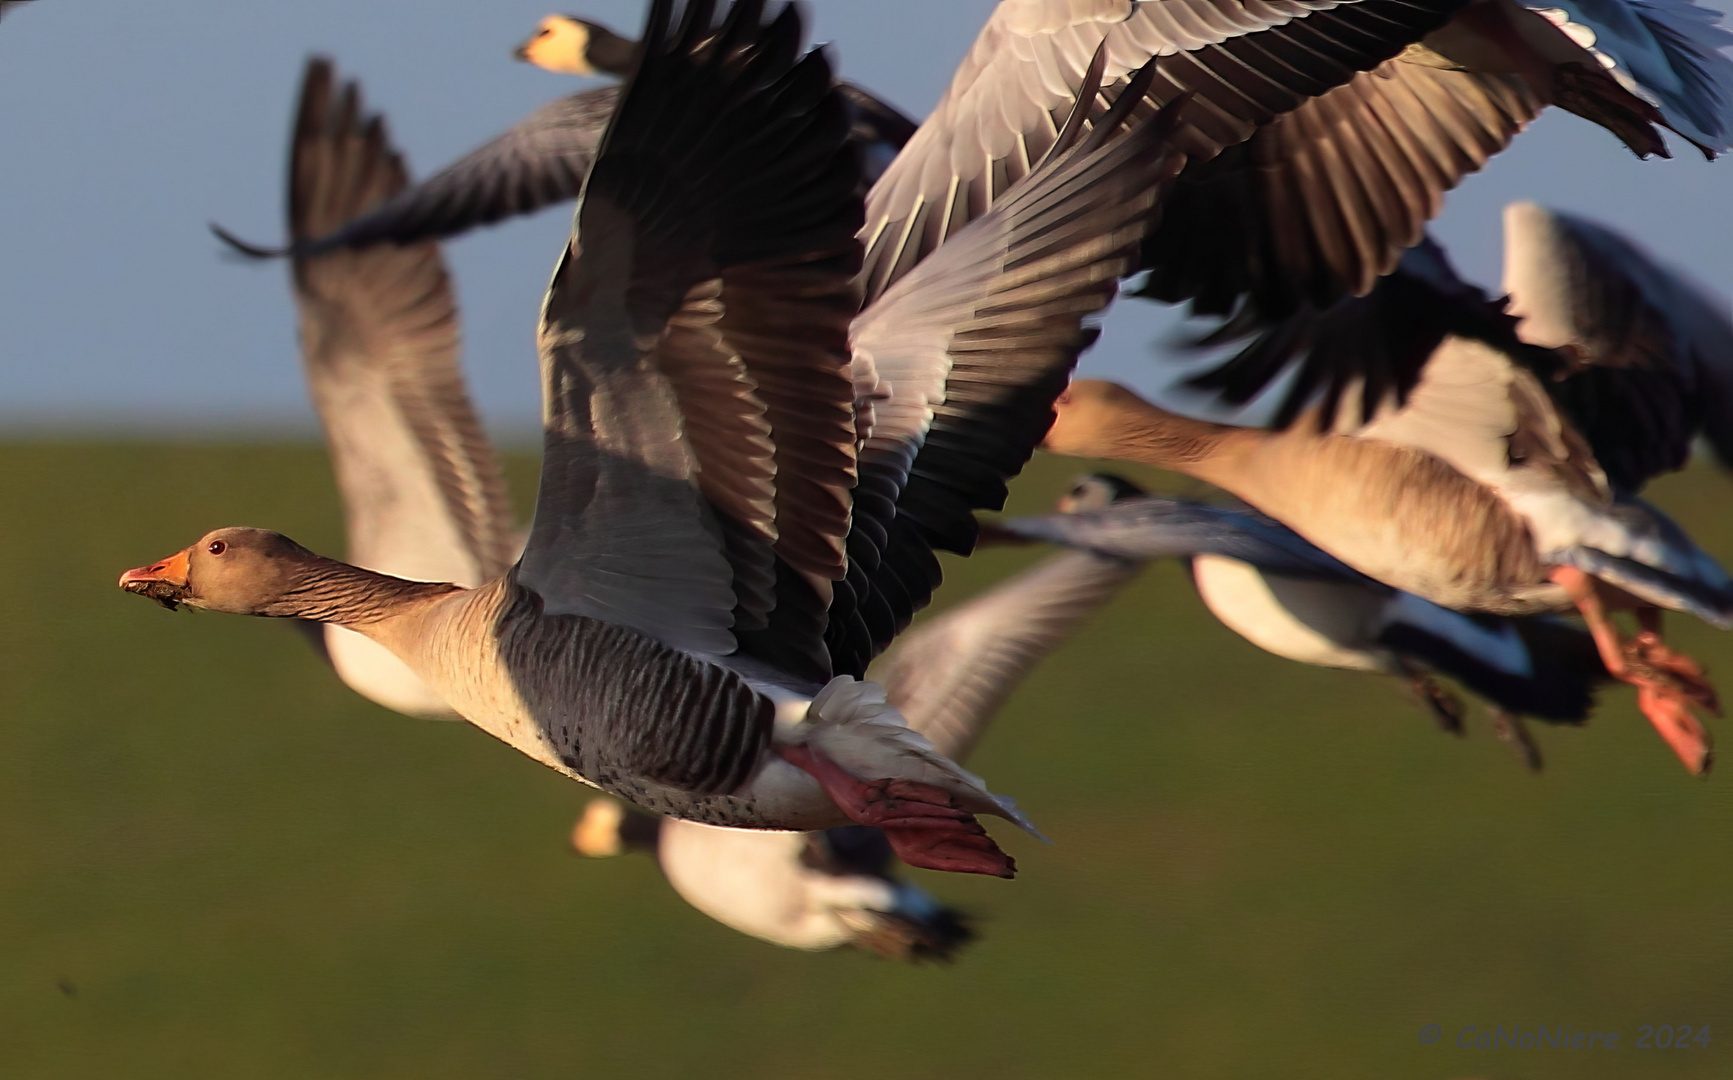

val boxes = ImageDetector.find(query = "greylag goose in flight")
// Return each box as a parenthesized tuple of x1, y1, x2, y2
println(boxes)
(214, 14, 914, 260)
(122, 0, 1192, 877)
(279, 55, 973, 955)
(1005, 473, 1607, 766)
(574, 529, 1139, 958)
(1042, 210, 1733, 772)
(279, 59, 518, 718)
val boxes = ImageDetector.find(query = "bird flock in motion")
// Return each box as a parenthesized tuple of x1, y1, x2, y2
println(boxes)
(26, 0, 1723, 960)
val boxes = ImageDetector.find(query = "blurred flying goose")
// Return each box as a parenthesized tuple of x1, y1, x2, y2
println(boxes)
(1007, 473, 1607, 767)
(574, 534, 1138, 958)
(122, 0, 1191, 876)
(0, 1, 33, 25)
(231, 0, 1487, 299)
(229, 0, 1733, 341)
(215, 15, 914, 259)
(1132, 0, 1733, 335)
(1042, 216, 1733, 772)
(281, 59, 519, 719)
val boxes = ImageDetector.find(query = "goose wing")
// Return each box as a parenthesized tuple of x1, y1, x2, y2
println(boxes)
(820, 55, 1190, 679)
(871, 549, 1138, 762)
(1178, 235, 1521, 429)
(219, 80, 915, 260)
(1503, 200, 1733, 489)
(519, 0, 862, 660)
(859, 0, 1473, 304)
(289, 59, 516, 587)
(1136, 60, 1540, 321)
(1002, 495, 1384, 582)
(1539, 0, 1733, 152)
(221, 88, 618, 258)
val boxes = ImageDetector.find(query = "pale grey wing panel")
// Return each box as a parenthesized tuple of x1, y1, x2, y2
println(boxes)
(516, 0, 862, 662)
(860, 0, 1473, 304)
(519, 215, 740, 657)
(289, 59, 516, 588)
(830, 72, 1191, 677)
(871, 550, 1139, 762)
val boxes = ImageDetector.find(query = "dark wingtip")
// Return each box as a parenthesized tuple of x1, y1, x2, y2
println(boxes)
(209, 221, 289, 260)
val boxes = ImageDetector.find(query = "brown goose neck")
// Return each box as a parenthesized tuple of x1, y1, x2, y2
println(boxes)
(1108, 400, 1236, 471)
(261, 558, 459, 625)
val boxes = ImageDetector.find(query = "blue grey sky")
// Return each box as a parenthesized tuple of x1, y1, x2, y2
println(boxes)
(1, 0, 1729, 433)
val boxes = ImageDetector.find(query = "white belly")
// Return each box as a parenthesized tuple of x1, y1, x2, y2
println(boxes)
(1191, 556, 1396, 673)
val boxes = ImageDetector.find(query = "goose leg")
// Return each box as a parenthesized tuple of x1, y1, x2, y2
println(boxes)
(779, 746, 1016, 878)
(1490, 709, 1543, 772)
(1549, 567, 1715, 774)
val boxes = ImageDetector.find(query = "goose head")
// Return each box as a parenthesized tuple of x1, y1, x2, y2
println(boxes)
(1056, 472, 1148, 514)
(571, 797, 662, 858)
(119, 528, 323, 614)
(513, 15, 637, 77)
(1043, 379, 1158, 458)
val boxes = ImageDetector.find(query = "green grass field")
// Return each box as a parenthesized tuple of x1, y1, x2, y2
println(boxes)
(2, 441, 1730, 1079)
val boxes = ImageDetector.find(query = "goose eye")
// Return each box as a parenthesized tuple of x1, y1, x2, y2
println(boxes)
(207, 540, 227, 556)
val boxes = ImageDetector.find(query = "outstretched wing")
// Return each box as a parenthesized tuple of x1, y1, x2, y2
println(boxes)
(1001, 496, 1383, 583)
(1177, 236, 1525, 429)
(859, 0, 1472, 304)
(288, 59, 516, 587)
(1543, 0, 1733, 152)
(1136, 60, 1540, 321)
(871, 549, 1138, 763)
(220, 88, 618, 258)
(1503, 200, 1733, 489)
(519, 0, 862, 660)
(825, 56, 1189, 678)
(218, 81, 916, 260)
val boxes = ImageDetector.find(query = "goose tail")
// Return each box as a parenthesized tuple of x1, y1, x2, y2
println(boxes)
(800, 677, 1043, 839)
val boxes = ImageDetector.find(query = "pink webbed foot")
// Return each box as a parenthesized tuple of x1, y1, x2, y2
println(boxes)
(781, 746, 1016, 879)
(1550, 567, 1718, 775)
(1635, 686, 1715, 776)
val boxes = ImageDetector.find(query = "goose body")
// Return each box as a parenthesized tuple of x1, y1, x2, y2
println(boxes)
(1006, 475, 1605, 738)
(127, 0, 1194, 875)
(576, 532, 1138, 956)
(1046, 204, 1733, 771)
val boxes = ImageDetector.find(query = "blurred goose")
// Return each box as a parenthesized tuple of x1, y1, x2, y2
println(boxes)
(514, 13, 639, 76)
(1043, 214, 1733, 772)
(216, 15, 914, 259)
(574, 533, 1138, 958)
(1500, 200, 1733, 478)
(0, 1, 32, 24)
(1008, 474, 1607, 766)
(858, 0, 1733, 330)
(1133, 0, 1733, 334)
(233, 0, 1486, 301)
(282, 59, 518, 719)
(122, 0, 1191, 876)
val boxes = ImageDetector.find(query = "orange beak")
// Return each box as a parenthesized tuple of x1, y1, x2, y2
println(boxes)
(119, 547, 190, 589)
(119, 547, 193, 609)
